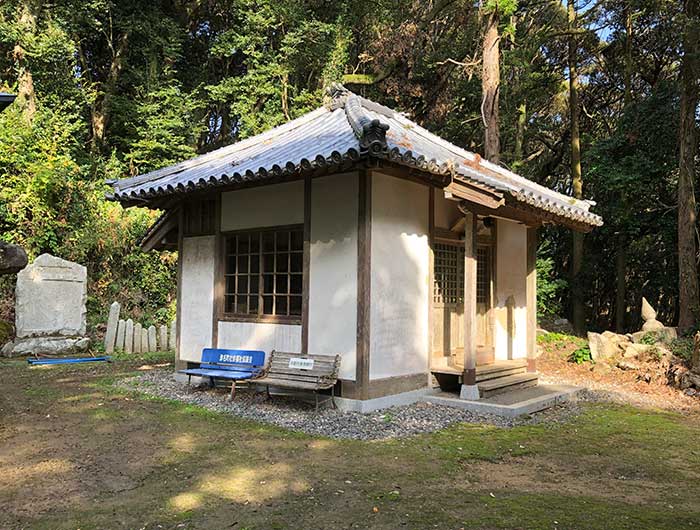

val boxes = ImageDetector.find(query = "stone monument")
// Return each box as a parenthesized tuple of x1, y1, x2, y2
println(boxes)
(1, 254, 90, 356)
(641, 297, 665, 332)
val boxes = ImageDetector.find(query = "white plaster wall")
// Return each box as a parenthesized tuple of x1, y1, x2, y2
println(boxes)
(308, 173, 359, 380)
(217, 321, 301, 356)
(434, 191, 462, 230)
(221, 180, 303, 231)
(370, 173, 430, 379)
(493, 219, 528, 360)
(179, 236, 215, 363)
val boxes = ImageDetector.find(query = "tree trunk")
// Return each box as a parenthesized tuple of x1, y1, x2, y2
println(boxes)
(514, 102, 526, 164)
(678, 0, 700, 333)
(482, 7, 500, 164)
(615, 4, 634, 333)
(13, 2, 40, 123)
(91, 32, 129, 150)
(568, 0, 585, 334)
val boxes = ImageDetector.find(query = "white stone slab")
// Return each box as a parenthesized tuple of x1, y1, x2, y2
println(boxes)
(104, 301, 120, 353)
(159, 325, 168, 351)
(133, 323, 142, 353)
(124, 319, 134, 354)
(141, 328, 149, 353)
(15, 254, 87, 338)
(147, 325, 157, 352)
(115, 319, 126, 351)
(169, 320, 176, 350)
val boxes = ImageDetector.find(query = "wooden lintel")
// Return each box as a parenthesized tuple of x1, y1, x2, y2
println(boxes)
(445, 181, 504, 210)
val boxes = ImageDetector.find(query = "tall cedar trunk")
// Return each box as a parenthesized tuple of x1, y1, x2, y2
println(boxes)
(678, 0, 700, 333)
(13, 2, 39, 123)
(514, 102, 526, 163)
(91, 32, 129, 150)
(616, 4, 634, 332)
(568, 0, 585, 334)
(482, 7, 500, 163)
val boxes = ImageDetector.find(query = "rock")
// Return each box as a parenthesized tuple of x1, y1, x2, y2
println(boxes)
(617, 359, 641, 371)
(15, 254, 87, 338)
(642, 319, 665, 332)
(1, 336, 89, 357)
(641, 297, 657, 321)
(588, 331, 623, 360)
(104, 301, 120, 353)
(124, 319, 134, 354)
(624, 343, 653, 359)
(640, 297, 666, 332)
(0, 242, 28, 275)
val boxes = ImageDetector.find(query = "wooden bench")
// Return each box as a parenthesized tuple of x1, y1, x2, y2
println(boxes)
(179, 348, 266, 398)
(253, 351, 341, 411)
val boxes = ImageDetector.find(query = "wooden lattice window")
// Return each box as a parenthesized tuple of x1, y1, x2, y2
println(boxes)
(476, 246, 491, 305)
(224, 226, 303, 321)
(433, 242, 464, 305)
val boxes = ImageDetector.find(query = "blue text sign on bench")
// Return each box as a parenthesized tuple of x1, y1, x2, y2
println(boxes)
(179, 348, 266, 381)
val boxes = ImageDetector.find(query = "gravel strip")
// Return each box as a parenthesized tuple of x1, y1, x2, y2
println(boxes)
(117, 370, 589, 440)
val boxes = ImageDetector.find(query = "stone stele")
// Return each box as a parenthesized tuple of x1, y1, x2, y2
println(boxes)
(16, 254, 87, 338)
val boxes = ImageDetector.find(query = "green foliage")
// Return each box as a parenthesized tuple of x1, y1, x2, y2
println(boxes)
(536, 241, 568, 318)
(669, 338, 694, 361)
(568, 346, 593, 364)
(639, 332, 658, 345)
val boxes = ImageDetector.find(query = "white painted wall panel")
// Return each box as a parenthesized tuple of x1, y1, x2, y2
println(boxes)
(370, 173, 430, 379)
(434, 190, 462, 230)
(217, 321, 301, 357)
(494, 219, 528, 360)
(179, 236, 215, 363)
(308, 173, 358, 380)
(221, 180, 304, 231)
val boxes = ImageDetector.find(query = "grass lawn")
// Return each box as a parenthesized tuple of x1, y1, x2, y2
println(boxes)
(1, 353, 698, 530)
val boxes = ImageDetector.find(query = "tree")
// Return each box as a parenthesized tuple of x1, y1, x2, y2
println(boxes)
(568, 0, 585, 334)
(678, 0, 700, 333)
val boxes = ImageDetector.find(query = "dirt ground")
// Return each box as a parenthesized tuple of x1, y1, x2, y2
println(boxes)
(1, 352, 699, 530)
(537, 334, 700, 412)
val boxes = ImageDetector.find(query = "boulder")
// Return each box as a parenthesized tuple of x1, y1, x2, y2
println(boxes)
(588, 331, 624, 360)
(617, 359, 641, 371)
(624, 343, 653, 359)
(0, 242, 28, 275)
(1, 336, 90, 357)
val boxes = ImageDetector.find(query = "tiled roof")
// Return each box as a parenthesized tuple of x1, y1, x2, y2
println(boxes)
(110, 84, 602, 229)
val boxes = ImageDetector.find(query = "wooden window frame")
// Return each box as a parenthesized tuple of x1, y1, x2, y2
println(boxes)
(219, 224, 304, 325)
(183, 198, 216, 236)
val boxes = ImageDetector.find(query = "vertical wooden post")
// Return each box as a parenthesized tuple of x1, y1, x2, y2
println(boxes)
(175, 204, 186, 370)
(461, 211, 479, 400)
(526, 226, 538, 372)
(356, 169, 371, 401)
(301, 174, 312, 354)
(212, 193, 223, 349)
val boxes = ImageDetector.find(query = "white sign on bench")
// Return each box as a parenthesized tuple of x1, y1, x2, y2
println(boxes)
(288, 357, 315, 370)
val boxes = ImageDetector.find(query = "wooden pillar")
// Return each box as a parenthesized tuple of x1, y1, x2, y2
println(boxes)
(356, 169, 371, 400)
(175, 204, 186, 370)
(212, 193, 223, 349)
(461, 211, 479, 399)
(526, 226, 538, 372)
(301, 174, 312, 354)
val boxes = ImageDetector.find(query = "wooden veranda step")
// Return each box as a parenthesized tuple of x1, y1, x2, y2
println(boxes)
(478, 372, 538, 398)
(475, 360, 527, 382)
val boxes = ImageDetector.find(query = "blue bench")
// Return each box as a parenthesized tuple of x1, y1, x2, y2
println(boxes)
(179, 348, 266, 398)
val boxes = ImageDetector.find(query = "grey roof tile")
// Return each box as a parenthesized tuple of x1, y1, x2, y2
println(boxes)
(111, 84, 602, 228)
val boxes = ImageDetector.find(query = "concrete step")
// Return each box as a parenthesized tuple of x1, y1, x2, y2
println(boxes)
(478, 372, 538, 398)
(475, 360, 527, 382)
